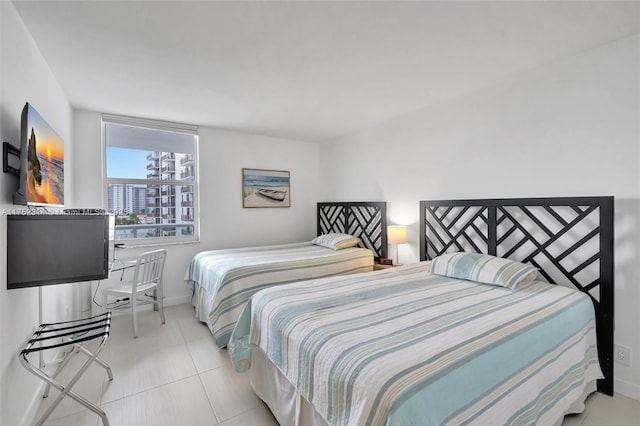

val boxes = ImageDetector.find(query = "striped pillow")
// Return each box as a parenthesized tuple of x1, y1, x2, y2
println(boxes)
(312, 233, 361, 250)
(428, 252, 538, 289)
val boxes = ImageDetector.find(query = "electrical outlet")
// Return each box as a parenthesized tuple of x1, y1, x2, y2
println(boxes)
(615, 344, 631, 367)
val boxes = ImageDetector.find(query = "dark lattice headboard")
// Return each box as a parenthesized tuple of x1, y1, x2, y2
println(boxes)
(318, 202, 387, 262)
(420, 197, 614, 395)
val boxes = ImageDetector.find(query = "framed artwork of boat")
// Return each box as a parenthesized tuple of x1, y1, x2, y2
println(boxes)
(242, 168, 290, 208)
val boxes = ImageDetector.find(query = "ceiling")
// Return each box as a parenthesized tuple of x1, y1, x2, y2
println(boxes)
(12, 1, 640, 142)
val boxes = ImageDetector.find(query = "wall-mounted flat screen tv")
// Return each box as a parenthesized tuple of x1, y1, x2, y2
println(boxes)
(13, 103, 64, 206)
(7, 214, 109, 289)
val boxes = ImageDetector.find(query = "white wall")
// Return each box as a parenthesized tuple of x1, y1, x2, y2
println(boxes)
(319, 35, 640, 399)
(73, 110, 320, 305)
(0, 5, 319, 422)
(0, 2, 76, 425)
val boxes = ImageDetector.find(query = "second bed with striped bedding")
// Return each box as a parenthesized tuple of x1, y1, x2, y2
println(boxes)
(185, 242, 373, 347)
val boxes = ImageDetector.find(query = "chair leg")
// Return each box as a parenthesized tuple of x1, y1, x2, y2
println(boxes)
(158, 289, 165, 325)
(132, 296, 138, 338)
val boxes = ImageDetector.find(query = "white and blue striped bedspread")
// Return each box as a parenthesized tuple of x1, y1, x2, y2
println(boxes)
(185, 242, 373, 347)
(229, 262, 602, 425)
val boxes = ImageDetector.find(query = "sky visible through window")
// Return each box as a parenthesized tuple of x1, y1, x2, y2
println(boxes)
(106, 147, 150, 179)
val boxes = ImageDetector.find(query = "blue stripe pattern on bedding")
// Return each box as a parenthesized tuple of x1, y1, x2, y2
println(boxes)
(229, 262, 602, 426)
(185, 242, 373, 347)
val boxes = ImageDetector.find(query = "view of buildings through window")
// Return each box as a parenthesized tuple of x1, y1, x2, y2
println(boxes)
(104, 118, 197, 241)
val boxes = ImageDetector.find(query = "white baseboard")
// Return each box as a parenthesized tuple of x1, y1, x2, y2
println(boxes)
(615, 377, 640, 400)
(130, 294, 191, 308)
(165, 294, 192, 306)
(105, 293, 191, 317)
(21, 382, 47, 426)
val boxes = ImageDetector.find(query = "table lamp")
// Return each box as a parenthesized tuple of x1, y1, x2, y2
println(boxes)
(387, 225, 407, 265)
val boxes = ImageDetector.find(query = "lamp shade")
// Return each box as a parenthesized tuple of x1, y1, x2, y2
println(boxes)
(387, 225, 407, 245)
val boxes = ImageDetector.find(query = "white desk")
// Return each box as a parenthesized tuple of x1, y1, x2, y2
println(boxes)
(92, 257, 158, 316)
(109, 258, 137, 276)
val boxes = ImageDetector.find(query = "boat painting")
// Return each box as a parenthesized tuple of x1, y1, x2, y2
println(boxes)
(242, 168, 290, 208)
(257, 189, 287, 202)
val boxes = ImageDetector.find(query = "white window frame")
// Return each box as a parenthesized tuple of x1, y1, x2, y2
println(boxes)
(102, 114, 199, 246)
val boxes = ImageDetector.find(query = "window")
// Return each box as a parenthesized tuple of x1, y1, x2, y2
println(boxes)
(104, 115, 198, 244)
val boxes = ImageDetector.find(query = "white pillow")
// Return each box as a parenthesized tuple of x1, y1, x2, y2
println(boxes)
(312, 233, 361, 250)
(428, 252, 538, 289)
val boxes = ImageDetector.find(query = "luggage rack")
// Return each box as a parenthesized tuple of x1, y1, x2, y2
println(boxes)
(19, 312, 113, 426)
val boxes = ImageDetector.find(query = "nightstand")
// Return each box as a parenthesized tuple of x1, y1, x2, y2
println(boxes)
(374, 263, 395, 270)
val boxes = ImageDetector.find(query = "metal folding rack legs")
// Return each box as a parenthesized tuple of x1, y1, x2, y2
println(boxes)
(19, 312, 113, 426)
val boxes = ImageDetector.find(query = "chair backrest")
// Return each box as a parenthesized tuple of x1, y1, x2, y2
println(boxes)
(132, 249, 167, 291)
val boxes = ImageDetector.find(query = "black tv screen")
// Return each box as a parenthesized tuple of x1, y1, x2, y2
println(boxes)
(7, 214, 109, 289)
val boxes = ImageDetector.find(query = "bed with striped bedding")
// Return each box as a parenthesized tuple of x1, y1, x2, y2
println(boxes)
(229, 262, 602, 425)
(185, 242, 373, 347)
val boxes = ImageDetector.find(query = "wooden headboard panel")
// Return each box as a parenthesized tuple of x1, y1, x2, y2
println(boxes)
(317, 202, 387, 262)
(419, 197, 614, 395)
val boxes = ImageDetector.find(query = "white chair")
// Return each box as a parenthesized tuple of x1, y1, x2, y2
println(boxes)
(103, 249, 167, 338)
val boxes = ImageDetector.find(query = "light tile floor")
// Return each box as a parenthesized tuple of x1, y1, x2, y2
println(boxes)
(34, 304, 639, 426)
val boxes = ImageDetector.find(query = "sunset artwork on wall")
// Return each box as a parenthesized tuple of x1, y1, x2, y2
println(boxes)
(24, 104, 64, 206)
(242, 168, 290, 208)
